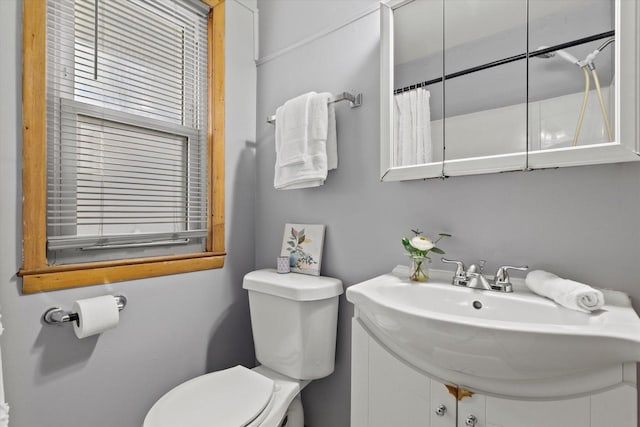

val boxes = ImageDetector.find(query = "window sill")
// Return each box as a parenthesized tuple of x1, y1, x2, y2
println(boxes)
(18, 252, 226, 293)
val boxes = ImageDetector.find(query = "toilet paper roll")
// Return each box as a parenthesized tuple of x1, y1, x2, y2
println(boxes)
(72, 295, 120, 339)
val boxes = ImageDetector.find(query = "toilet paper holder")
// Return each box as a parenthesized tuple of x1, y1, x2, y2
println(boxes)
(43, 295, 127, 325)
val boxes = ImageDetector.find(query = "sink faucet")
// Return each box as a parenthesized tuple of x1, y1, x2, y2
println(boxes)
(466, 260, 493, 290)
(493, 265, 529, 292)
(441, 258, 528, 293)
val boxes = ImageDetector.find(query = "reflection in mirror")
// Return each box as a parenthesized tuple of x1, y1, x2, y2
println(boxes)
(443, 0, 527, 164)
(528, 0, 615, 151)
(381, 0, 638, 181)
(392, 0, 443, 168)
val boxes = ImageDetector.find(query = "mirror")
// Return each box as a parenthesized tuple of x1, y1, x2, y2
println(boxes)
(527, 0, 617, 169)
(443, 0, 527, 176)
(380, 0, 639, 181)
(392, 0, 443, 174)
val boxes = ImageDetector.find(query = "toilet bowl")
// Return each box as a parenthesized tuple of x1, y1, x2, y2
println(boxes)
(143, 269, 343, 427)
(143, 365, 309, 427)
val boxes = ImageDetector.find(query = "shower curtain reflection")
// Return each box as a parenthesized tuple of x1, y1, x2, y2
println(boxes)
(393, 87, 433, 167)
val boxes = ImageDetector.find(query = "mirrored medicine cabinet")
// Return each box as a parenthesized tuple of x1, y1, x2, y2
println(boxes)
(380, 0, 640, 181)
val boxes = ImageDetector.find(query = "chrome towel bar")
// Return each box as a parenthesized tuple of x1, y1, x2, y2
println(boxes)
(43, 295, 127, 325)
(267, 91, 362, 124)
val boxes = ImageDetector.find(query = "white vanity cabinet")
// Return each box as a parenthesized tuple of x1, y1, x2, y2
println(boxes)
(351, 318, 637, 427)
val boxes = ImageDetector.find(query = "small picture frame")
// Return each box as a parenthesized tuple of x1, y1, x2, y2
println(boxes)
(280, 223, 326, 276)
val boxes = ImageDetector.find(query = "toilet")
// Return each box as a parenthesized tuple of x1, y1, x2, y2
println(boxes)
(143, 269, 343, 427)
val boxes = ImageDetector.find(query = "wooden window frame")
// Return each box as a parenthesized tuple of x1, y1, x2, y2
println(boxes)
(19, 0, 226, 293)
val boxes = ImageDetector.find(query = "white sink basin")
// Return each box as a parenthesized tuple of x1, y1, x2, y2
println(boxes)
(347, 267, 640, 397)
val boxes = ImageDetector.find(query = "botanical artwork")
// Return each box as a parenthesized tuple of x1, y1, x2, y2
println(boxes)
(280, 223, 325, 276)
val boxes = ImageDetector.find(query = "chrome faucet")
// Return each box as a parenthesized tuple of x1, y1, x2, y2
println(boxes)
(441, 258, 528, 293)
(492, 265, 529, 292)
(441, 258, 467, 286)
(465, 260, 493, 290)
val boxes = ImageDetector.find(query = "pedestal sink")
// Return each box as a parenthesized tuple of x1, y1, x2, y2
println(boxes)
(346, 267, 640, 398)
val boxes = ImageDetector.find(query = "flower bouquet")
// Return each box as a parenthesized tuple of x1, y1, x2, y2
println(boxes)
(402, 229, 451, 282)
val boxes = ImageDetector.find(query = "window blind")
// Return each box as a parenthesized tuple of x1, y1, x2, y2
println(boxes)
(46, 0, 209, 257)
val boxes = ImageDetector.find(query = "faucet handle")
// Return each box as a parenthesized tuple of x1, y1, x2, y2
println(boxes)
(494, 265, 528, 284)
(441, 258, 466, 277)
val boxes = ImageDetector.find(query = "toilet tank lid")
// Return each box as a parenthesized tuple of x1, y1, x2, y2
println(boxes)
(243, 269, 343, 301)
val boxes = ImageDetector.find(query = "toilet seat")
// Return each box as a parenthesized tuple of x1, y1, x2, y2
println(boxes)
(143, 366, 275, 427)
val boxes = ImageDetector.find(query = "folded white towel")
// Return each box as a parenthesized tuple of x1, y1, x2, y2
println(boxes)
(274, 92, 335, 190)
(525, 270, 605, 313)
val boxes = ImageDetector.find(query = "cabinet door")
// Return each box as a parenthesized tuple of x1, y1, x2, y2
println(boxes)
(430, 381, 457, 427)
(457, 384, 636, 427)
(457, 392, 486, 427)
(351, 319, 457, 426)
(590, 384, 636, 427)
(367, 327, 431, 426)
(484, 395, 590, 427)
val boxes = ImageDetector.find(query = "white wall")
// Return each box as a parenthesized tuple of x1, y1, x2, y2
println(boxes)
(255, 2, 640, 426)
(0, 1, 257, 426)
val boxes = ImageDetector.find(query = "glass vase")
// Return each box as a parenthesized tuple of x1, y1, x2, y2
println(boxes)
(409, 255, 429, 282)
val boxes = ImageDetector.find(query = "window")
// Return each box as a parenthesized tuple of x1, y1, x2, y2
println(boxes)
(20, 0, 225, 293)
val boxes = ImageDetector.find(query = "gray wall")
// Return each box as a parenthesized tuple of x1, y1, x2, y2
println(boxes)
(0, 1, 257, 426)
(256, 2, 640, 426)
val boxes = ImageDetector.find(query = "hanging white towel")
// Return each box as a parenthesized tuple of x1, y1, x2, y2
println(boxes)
(275, 93, 312, 167)
(274, 92, 336, 190)
(0, 313, 9, 427)
(393, 87, 432, 166)
(312, 92, 337, 171)
(525, 270, 605, 313)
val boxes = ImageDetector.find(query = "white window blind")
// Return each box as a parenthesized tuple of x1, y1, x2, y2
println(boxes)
(46, 0, 209, 262)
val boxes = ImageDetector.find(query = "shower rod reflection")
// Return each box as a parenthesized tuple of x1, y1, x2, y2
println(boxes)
(394, 30, 614, 95)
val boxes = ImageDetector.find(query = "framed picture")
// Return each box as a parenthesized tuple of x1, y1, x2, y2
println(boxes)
(280, 223, 326, 276)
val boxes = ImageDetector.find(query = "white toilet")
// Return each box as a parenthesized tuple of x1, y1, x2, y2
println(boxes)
(143, 269, 343, 427)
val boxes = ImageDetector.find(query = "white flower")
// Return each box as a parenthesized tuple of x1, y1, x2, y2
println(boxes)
(410, 236, 434, 251)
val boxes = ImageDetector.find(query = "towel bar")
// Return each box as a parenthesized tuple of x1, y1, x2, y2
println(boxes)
(43, 295, 127, 325)
(267, 91, 362, 124)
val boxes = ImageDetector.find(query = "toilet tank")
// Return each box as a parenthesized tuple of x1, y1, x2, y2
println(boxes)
(243, 269, 343, 380)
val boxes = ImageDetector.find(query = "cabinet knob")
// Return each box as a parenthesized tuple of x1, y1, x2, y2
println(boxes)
(465, 414, 478, 426)
(434, 404, 447, 416)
